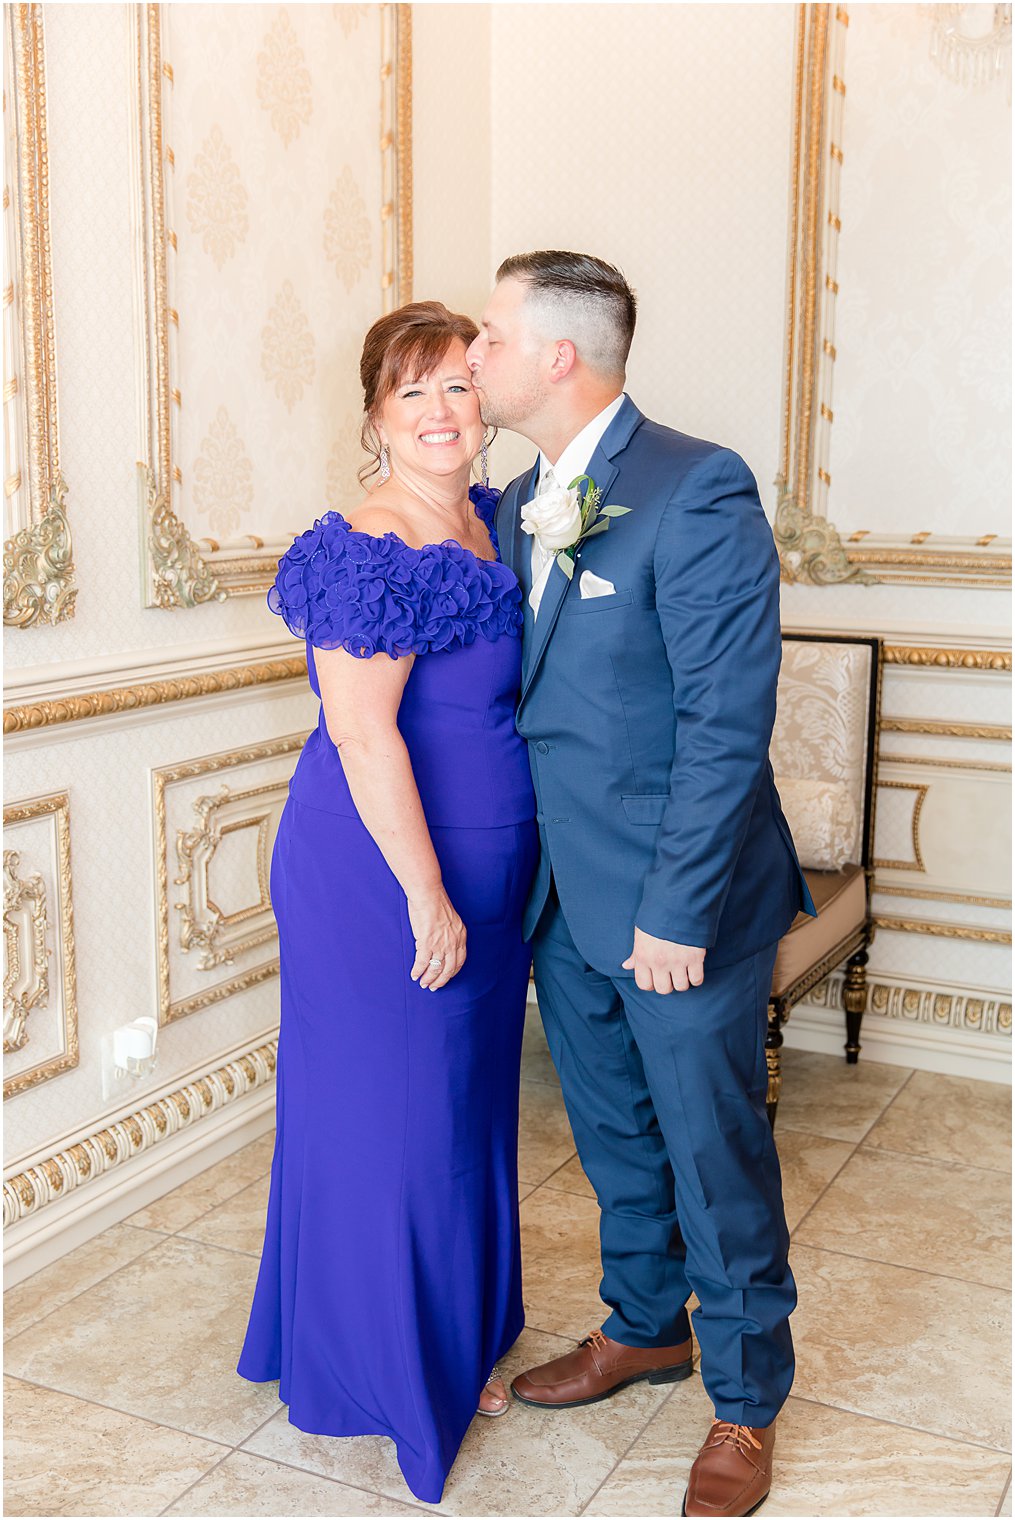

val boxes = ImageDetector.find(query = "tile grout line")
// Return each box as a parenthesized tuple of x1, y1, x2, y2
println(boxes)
(790, 1237, 1013, 1293)
(853, 1138, 1013, 1176)
(7, 1370, 240, 1452)
(994, 1469, 1012, 1518)
(2, 1148, 275, 1342)
(156, 1400, 302, 1519)
(854, 1064, 917, 1141)
(784, 1136, 860, 1239)
(227, 1439, 436, 1516)
(132, 1163, 274, 1242)
(519, 1149, 581, 1194)
(156, 1443, 245, 1518)
(576, 1372, 692, 1517)
(786, 1390, 1015, 1458)
(776, 1063, 917, 1149)
(154, 1400, 440, 1520)
(2, 1230, 169, 1349)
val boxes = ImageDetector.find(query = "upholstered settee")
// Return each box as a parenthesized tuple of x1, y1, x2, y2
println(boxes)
(766, 633, 884, 1123)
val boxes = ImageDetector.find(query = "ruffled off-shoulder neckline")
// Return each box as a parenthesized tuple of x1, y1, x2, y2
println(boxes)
(267, 483, 522, 659)
(328, 482, 505, 565)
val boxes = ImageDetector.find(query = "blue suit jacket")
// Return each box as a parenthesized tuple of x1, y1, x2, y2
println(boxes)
(495, 396, 817, 975)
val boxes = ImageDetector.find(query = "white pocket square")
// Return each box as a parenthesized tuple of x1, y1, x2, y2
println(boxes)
(579, 570, 617, 599)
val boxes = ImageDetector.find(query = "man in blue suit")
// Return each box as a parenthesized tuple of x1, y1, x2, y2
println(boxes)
(466, 251, 816, 1519)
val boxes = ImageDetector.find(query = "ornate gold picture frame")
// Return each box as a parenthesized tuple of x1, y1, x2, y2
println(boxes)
(2, 3, 76, 629)
(152, 734, 307, 1025)
(3, 791, 79, 1099)
(131, 3, 413, 609)
(775, 4, 1011, 590)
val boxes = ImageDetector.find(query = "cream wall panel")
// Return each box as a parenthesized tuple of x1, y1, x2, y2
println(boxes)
(167, 3, 383, 539)
(3, 685, 313, 1167)
(881, 668, 1012, 726)
(877, 763, 1010, 899)
(6, 3, 275, 671)
(862, 926, 1010, 995)
(488, 2, 796, 491)
(780, 580, 1011, 641)
(830, 4, 1011, 539)
(411, 5, 491, 320)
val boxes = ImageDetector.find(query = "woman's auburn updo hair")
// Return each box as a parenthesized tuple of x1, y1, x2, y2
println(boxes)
(358, 301, 480, 485)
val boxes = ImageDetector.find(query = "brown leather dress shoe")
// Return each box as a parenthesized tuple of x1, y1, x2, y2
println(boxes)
(511, 1328, 694, 1409)
(682, 1419, 776, 1517)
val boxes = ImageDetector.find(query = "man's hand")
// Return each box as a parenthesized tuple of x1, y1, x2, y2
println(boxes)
(622, 927, 706, 995)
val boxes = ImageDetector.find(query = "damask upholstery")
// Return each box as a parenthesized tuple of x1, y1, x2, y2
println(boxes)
(771, 640, 874, 870)
(773, 777, 859, 871)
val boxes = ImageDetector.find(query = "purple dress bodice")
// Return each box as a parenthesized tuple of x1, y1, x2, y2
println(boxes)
(267, 485, 535, 829)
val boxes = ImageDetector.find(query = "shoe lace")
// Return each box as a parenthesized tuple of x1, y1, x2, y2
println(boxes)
(710, 1421, 763, 1459)
(580, 1328, 609, 1353)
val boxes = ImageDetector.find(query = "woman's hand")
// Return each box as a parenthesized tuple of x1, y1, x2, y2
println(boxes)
(408, 886, 467, 991)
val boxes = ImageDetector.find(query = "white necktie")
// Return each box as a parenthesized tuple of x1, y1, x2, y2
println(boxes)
(529, 466, 558, 618)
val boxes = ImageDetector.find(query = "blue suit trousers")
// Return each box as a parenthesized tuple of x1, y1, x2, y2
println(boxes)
(532, 885, 797, 1426)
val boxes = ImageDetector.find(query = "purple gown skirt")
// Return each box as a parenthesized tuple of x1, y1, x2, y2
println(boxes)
(237, 799, 536, 1501)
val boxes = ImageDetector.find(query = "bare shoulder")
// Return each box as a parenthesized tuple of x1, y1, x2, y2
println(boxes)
(346, 492, 422, 547)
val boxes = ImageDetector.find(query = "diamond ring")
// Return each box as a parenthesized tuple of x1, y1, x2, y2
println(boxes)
(428, 955, 444, 970)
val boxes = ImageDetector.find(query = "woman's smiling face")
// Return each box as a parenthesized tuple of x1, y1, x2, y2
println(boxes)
(376, 339, 484, 482)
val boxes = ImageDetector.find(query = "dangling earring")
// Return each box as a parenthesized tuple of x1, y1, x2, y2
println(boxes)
(379, 445, 390, 481)
(480, 434, 490, 488)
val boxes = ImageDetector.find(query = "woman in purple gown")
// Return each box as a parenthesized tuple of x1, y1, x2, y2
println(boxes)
(237, 302, 537, 1503)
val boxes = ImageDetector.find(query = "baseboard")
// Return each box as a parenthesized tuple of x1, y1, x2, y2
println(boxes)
(782, 1002, 1012, 1084)
(3, 1083, 276, 1288)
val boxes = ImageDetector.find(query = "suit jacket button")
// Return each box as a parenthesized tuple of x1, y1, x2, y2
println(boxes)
(536, 741, 549, 754)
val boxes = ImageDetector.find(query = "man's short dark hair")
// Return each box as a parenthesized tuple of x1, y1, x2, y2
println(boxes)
(496, 250, 637, 377)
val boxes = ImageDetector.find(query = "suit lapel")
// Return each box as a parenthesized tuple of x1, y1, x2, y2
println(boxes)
(518, 398, 644, 707)
(520, 557, 568, 698)
(498, 459, 539, 588)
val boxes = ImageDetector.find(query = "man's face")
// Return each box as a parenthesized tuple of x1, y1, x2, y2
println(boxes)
(465, 278, 549, 432)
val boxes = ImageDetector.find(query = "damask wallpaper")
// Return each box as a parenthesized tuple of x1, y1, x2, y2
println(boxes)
(168, 3, 384, 546)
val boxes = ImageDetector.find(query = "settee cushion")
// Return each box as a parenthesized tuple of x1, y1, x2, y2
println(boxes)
(772, 863, 867, 997)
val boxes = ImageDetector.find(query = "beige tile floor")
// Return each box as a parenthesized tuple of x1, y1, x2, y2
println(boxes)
(4, 1021, 1012, 1518)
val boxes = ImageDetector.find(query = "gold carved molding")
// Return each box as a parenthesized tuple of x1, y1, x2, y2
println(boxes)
(884, 754, 1010, 774)
(882, 645, 1011, 673)
(3, 1036, 277, 1226)
(133, 3, 413, 604)
(873, 915, 1011, 946)
(3, 471, 76, 627)
(806, 971, 1010, 1035)
(3, 654, 307, 735)
(174, 780, 284, 970)
(775, 5, 862, 586)
(872, 779, 926, 873)
(3, 792, 79, 1100)
(3, 848, 49, 1053)
(3, 5, 77, 627)
(774, 6, 1010, 589)
(875, 884, 1011, 910)
(142, 462, 223, 609)
(881, 718, 1011, 741)
(381, 4, 412, 310)
(153, 735, 306, 1024)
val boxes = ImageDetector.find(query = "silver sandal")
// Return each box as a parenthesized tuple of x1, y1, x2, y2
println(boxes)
(476, 1364, 510, 1418)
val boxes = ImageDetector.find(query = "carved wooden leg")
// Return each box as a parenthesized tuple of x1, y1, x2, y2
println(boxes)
(765, 1001, 784, 1130)
(843, 949, 868, 1064)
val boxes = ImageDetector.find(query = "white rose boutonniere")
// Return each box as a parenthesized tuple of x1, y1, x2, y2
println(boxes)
(520, 475, 630, 580)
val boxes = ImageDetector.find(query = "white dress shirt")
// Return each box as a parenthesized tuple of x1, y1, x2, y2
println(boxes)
(529, 393, 626, 617)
